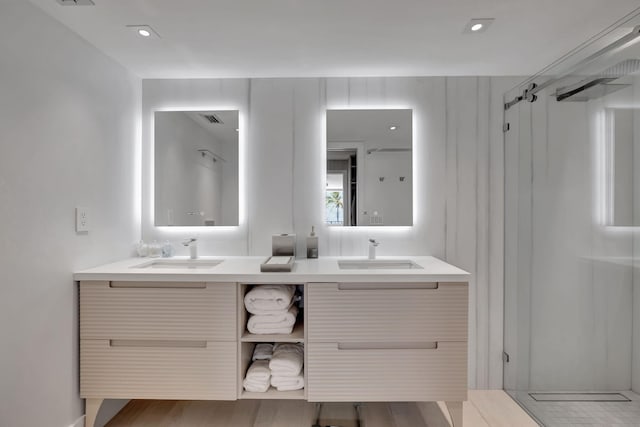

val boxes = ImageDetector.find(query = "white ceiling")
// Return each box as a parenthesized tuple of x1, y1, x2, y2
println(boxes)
(29, 0, 640, 79)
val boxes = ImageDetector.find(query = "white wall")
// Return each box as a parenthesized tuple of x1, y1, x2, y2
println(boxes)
(142, 76, 520, 389)
(632, 77, 640, 393)
(0, 1, 140, 426)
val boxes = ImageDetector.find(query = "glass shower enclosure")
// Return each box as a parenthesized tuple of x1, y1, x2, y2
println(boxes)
(503, 10, 640, 426)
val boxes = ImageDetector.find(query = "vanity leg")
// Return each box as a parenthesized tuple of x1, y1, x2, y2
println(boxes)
(445, 401, 463, 427)
(85, 398, 104, 427)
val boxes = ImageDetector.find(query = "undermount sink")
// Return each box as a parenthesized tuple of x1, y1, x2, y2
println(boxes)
(337, 259, 423, 270)
(132, 259, 224, 269)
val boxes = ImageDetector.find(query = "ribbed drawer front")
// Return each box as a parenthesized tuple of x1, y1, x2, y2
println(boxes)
(307, 342, 467, 402)
(307, 282, 468, 342)
(80, 281, 236, 341)
(80, 339, 237, 400)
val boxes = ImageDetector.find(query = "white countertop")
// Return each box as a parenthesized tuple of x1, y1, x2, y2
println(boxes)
(73, 256, 470, 283)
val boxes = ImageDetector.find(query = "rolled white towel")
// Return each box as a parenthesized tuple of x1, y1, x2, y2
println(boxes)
(243, 360, 271, 392)
(271, 374, 304, 391)
(252, 343, 274, 361)
(269, 343, 304, 377)
(243, 378, 270, 393)
(247, 306, 299, 335)
(244, 285, 296, 315)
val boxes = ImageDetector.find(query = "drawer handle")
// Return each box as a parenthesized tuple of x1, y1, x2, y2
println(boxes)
(109, 339, 207, 348)
(337, 342, 438, 350)
(109, 282, 207, 289)
(337, 283, 438, 291)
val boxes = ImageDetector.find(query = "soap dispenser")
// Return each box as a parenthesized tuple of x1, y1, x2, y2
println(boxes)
(306, 226, 318, 259)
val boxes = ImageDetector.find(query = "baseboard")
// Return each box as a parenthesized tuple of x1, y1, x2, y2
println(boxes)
(68, 399, 129, 427)
(69, 415, 85, 427)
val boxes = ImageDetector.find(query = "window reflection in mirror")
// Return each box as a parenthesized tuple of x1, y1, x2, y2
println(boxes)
(326, 109, 413, 226)
(154, 110, 239, 226)
(326, 173, 346, 225)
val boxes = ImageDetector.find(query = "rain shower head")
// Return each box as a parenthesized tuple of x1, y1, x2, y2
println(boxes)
(555, 59, 640, 102)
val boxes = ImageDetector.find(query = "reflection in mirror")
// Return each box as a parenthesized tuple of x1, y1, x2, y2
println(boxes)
(610, 108, 640, 226)
(326, 109, 412, 226)
(154, 110, 239, 226)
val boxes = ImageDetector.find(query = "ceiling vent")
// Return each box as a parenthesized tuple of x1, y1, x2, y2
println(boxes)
(200, 113, 224, 124)
(56, 0, 95, 5)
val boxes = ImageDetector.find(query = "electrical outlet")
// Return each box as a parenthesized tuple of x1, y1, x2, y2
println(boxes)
(76, 207, 89, 232)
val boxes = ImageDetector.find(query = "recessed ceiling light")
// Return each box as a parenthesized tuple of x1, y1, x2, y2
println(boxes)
(389, 125, 398, 131)
(126, 25, 160, 39)
(464, 18, 494, 34)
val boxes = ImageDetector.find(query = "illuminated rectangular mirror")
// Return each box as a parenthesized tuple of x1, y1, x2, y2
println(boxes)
(326, 109, 413, 226)
(610, 108, 640, 226)
(154, 110, 239, 226)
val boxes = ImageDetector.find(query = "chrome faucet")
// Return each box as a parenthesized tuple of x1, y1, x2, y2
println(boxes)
(182, 237, 198, 259)
(368, 238, 379, 260)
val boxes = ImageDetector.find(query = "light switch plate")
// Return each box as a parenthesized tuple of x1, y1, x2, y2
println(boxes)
(76, 207, 89, 232)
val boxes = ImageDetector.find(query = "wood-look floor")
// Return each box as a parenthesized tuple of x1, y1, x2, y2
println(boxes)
(105, 390, 537, 427)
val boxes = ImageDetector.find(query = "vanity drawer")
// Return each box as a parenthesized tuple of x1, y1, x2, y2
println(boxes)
(307, 282, 468, 342)
(80, 339, 237, 400)
(307, 341, 467, 402)
(80, 281, 236, 341)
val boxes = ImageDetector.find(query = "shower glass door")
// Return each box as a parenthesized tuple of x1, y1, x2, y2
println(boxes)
(503, 16, 640, 425)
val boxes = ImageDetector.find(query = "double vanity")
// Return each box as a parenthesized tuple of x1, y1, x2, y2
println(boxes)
(75, 256, 469, 427)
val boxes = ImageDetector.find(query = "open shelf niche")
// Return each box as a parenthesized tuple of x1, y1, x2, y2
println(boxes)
(237, 283, 306, 400)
